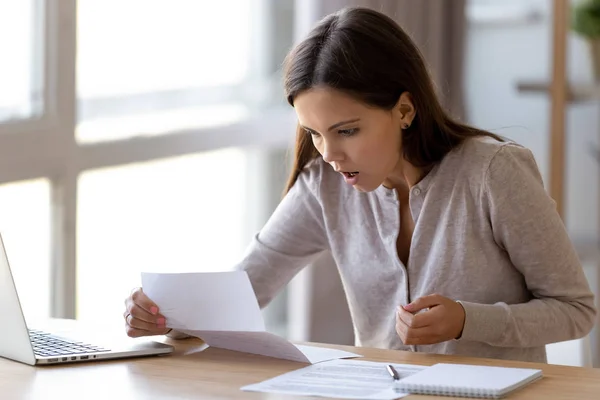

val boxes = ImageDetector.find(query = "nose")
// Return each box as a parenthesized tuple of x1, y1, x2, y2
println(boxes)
(319, 139, 344, 164)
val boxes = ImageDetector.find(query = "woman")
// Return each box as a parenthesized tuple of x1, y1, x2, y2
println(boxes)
(123, 7, 596, 362)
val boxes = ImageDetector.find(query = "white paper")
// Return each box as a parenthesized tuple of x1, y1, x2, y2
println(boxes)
(241, 359, 426, 399)
(141, 271, 362, 364)
(294, 344, 361, 364)
(141, 271, 265, 332)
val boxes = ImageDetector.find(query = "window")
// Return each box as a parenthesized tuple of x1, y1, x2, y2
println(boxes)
(0, 0, 43, 123)
(0, 0, 297, 324)
(77, 1, 250, 97)
(77, 0, 254, 143)
(0, 179, 51, 321)
(76, 149, 248, 327)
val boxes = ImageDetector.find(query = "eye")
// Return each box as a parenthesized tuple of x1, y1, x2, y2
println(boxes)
(303, 128, 320, 137)
(338, 128, 359, 137)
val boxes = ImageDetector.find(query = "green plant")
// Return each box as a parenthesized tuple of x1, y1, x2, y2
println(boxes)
(572, 0, 600, 38)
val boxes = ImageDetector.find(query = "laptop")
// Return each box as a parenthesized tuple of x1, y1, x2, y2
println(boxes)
(0, 234, 173, 365)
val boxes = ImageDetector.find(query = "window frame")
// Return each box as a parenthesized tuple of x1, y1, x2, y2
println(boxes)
(0, 0, 296, 319)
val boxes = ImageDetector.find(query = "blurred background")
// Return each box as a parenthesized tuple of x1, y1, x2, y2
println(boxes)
(1, 0, 599, 368)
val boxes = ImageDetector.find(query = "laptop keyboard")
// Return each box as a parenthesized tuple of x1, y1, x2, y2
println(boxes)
(29, 329, 111, 357)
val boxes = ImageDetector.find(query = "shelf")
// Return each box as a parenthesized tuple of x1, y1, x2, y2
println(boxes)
(517, 81, 600, 104)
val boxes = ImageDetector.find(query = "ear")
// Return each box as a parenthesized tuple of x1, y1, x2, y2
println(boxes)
(395, 92, 416, 129)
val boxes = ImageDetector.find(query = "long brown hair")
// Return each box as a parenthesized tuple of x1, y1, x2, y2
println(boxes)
(283, 7, 501, 193)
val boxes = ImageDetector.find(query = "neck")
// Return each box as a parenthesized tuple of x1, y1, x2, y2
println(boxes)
(382, 158, 426, 194)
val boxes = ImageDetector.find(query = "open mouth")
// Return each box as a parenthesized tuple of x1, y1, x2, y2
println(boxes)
(342, 171, 359, 178)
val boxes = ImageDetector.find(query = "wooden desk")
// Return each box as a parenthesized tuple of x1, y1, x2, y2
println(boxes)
(1, 336, 600, 400)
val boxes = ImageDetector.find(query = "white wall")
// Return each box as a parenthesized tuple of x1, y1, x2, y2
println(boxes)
(465, 1, 600, 367)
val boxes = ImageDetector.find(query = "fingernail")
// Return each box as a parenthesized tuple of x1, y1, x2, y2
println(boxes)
(150, 306, 158, 315)
(157, 317, 165, 326)
(404, 304, 413, 312)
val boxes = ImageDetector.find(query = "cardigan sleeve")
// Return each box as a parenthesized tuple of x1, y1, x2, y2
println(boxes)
(457, 144, 596, 347)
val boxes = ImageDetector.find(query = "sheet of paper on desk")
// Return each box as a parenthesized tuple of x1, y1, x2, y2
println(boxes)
(141, 271, 361, 364)
(241, 359, 426, 399)
(177, 330, 360, 364)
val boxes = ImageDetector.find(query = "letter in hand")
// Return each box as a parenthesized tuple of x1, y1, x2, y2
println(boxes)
(124, 288, 171, 338)
(395, 294, 466, 345)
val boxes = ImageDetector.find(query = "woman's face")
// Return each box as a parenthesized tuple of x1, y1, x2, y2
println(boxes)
(294, 87, 413, 192)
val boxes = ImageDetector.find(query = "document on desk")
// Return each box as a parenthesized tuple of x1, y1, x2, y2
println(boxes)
(141, 271, 361, 364)
(241, 359, 426, 399)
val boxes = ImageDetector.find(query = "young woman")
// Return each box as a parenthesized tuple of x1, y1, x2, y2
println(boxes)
(123, 7, 596, 362)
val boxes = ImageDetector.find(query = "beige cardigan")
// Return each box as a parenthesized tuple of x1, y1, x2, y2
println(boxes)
(171, 137, 596, 363)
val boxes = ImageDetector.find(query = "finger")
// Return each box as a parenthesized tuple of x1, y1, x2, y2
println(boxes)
(128, 304, 165, 325)
(396, 314, 432, 339)
(398, 306, 436, 329)
(125, 324, 151, 338)
(395, 318, 408, 342)
(131, 288, 160, 315)
(126, 313, 166, 332)
(396, 319, 435, 345)
(395, 315, 407, 333)
(397, 307, 415, 327)
(405, 326, 437, 344)
(408, 308, 441, 328)
(404, 294, 443, 313)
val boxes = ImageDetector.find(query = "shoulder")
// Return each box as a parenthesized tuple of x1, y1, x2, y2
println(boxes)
(442, 135, 542, 188)
(296, 157, 345, 196)
(296, 156, 356, 204)
(452, 135, 533, 167)
(301, 156, 329, 181)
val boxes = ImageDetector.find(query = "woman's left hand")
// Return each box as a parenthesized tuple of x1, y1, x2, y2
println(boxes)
(395, 294, 466, 345)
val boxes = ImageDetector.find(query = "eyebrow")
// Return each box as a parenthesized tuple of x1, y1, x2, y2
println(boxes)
(301, 118, 361, 133)
(328, 118, 360, 131)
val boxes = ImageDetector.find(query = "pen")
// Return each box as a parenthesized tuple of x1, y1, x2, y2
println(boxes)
(386, 364, 400, 381)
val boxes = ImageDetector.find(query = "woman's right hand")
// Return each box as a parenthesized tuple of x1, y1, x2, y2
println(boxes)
(124, 288, 171, 337)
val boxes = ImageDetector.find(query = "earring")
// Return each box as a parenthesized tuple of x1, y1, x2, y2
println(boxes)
(402, 123, 410, 129)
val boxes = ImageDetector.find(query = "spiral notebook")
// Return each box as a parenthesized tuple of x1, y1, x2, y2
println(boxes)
(394, 363, 543, 399)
